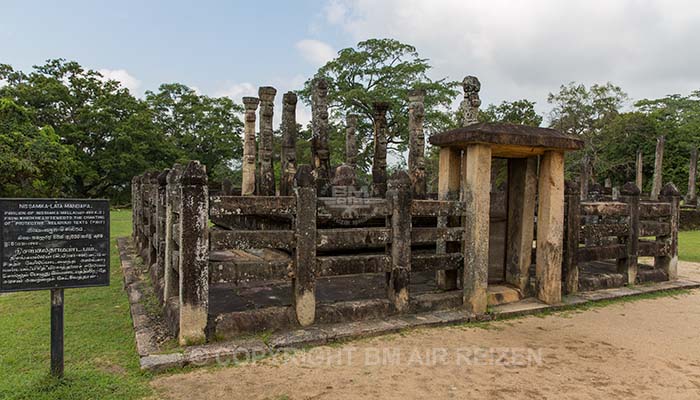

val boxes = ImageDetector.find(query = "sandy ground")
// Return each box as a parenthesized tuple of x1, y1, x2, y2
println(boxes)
(151, 262, 700, 400)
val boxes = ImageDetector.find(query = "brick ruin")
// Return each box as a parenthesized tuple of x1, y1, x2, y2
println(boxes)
(131, 77, 683, 345)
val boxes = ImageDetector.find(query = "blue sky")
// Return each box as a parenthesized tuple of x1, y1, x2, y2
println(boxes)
(3, 0, 700, 127)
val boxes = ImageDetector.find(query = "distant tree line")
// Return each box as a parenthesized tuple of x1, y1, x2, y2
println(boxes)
(0, 59, 242, 204)
(1, 41, 698, 202)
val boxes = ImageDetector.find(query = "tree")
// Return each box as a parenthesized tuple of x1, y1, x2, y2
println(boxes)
(299, 38, 459, 179)
(0, 98, 75, 197)
(145, 83, 244, 185)
(547, 82, 628, 176)
(0, 59, 178, 202)
(479, 99, 543, 127)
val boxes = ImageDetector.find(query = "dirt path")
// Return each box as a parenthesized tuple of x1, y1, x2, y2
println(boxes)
(151, 262, 700, 400)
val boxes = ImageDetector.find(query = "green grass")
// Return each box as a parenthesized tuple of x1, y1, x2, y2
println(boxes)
(679, 230, 700, 262)
(0, 210, 152, 400)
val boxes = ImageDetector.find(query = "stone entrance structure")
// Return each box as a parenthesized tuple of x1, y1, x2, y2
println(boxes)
(429, 123, 584, 312)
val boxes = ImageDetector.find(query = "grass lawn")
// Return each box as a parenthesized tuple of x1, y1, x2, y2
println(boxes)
(0, 209, 698, 400)
(0, 210, 152, 400)
(679, 230, 700, 262)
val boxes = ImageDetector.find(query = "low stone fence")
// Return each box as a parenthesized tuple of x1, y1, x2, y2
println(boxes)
(131, 162, 681, 345)
(563, 182, 680, 293)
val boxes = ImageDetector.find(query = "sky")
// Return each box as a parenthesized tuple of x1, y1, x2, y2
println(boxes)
(3, 0, 700, 127)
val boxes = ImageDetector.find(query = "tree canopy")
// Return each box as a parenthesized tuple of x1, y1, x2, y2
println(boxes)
(0, 59, 243, 203)
(299, 38, 459, 176)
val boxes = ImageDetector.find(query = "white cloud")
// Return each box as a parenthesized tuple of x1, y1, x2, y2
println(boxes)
(295, 39, 336, 67)
(98, 68, 141, 94)
(322, 0, 700, 120)
(214, 82, 257, 100)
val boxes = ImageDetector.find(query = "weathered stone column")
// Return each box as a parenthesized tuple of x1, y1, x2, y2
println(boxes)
(280, 92, 298, 196)
(154, 169, 169, 300)
(687, 147, 697, 205)
(146, 171, 159, 268)
(657, 183, 680, 280)
(293, 165, 317, 326)
(408, 89, 427, 198)
(345, 114, 358, 170)
(178, 161, 209, 345)
(372, 102, 390, 197)
(636, 150, 644, 192)
(459, 76, 481, 126)
(618, 182, 640, 285)
(462, 144, 492, 314)
(563, 180, 581, 294)
(258, 87, 277, 196)
(436, 147, 461, 290)
(505, 157, 537, 294)
(311, 78, 332, 196)
(163, 164, 182, 302)
(536, 151, 565, 304)
(131, 176, 139, 244)
(221, 178, 233, 195)
(580, 154, 591, 201)
(241, 97, 259, 196)
(387, 171, 412, 312)
(651, 136, 665, 201)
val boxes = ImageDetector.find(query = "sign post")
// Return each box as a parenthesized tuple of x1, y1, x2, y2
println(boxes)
(0, 199, 110, 379)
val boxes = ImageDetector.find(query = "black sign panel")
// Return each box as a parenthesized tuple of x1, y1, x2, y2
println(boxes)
(0, 199, 110, 292)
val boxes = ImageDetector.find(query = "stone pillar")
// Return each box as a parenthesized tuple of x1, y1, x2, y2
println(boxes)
(436, 148, 461, 290)
(241, 97, 259, 196)
(618, 182, 640, 285)
(505, 157, 537, 294)
(387, 171, 412, 312)
(636, 150, 643, 192)
(536, 151, 565, 304)
(163, 164, 182, 302)
(563, 180, 581, 294)
(178, 161, 209, 345)
(293, 165, 317, 326)
(651, 136, 665, 201)
(257, 87, 276, 196)
(154, 169, 169, 299)
(580, 154, 591, 201)
(345, 114, 358, 170)
(311, 78, 332, 196)
(280, 92, 298, 196)
(372, 102, 390, 198)
(221, 178, 233, 195)
(657, 183, 680, 280)
(687, 147, 697, 205)
(131, 176, 139, 244)
(459, 76, 481, 126)
(408, 89, 427, 198)
(146, 172, 158, 267)
(462, 144, 492, 314)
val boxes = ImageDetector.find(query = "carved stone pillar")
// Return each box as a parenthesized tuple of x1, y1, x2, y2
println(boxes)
(241, 97, 259, 196)
(280, 92, 298, 196)
(257, 86, 277, 196)
(345, 114, 358, 170)
(408, 89, 427, 198)
(311, 78, 331, 196)
(372, 102, 389, 197)
(460, 76, 481, 126)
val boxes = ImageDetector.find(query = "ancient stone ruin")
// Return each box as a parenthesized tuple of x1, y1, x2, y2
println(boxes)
(131, 78, 682, 346)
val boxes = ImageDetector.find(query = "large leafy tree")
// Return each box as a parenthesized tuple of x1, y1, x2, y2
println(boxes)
(145, 83, 244, 184)
(299, 38, 459, 178)
(547, 82, 628, 176)
(0, 98, 75, 197)
(480, 99, 543, 127)
(0, 59, 178, 202)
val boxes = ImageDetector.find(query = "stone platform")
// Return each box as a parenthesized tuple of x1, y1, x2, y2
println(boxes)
(118, 238, 700, 372)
